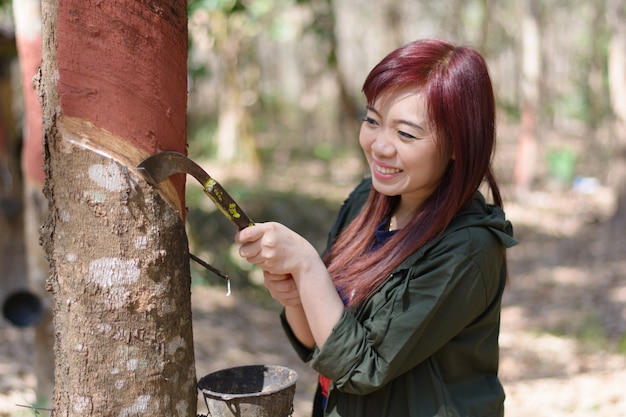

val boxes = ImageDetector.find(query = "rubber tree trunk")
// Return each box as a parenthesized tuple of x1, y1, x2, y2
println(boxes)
(12, 0, 55, 405)
(39, 1, 196, 416)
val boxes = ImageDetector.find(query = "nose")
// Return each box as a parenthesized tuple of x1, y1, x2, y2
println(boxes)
(370, 130, 396, 158)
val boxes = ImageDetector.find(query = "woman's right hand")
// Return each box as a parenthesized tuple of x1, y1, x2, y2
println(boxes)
(263, 271, 302, 307)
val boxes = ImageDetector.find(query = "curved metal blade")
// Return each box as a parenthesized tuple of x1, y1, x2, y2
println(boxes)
(137, 151, 254, 230)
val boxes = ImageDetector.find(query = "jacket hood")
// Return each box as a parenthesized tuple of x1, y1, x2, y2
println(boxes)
(447, 192, 517, 249)
(397, 192, 517, 270)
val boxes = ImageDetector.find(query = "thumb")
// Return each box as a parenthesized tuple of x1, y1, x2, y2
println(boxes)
(234, 223, 264, 243)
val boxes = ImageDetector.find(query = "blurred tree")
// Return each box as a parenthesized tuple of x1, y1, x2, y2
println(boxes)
(305, 0, 361, 147)
(189, 0, 261, 166)
(582, 1, 609, 129)
(0, 18, 27, 319)
(40, 0, 196, 415)
(606, 0, 626, 239)
(514, 0, 541, 199)
(477, 0, 491, 54)
(12, 0, 55, 406)
(188, 0, 367, 165)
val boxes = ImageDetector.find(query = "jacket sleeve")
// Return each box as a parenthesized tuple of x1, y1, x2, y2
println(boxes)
(309, 226, 506, 395)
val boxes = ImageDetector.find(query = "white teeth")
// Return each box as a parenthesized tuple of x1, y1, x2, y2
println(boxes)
(376, 165, 401, 175)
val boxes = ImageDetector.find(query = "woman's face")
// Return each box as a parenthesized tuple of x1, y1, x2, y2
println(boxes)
(359, 89, 452, 212)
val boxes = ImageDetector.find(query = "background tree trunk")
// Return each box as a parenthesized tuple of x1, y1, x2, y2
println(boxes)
(606, 0, 626, 250)
(39, 1, 196, 416)
(210, 12, 260, 167)
(12, 0, 55, 406)
(0, 30, 27, 322)
(514, 0, 541, 200)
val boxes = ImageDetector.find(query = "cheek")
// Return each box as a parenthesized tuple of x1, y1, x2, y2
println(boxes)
(358, 127, 372, 153)
(428, 153, 452, 181)
(404, 146, 449, 179)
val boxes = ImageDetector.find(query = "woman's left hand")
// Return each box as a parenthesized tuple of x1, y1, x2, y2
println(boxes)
(263, 271, 301, 307)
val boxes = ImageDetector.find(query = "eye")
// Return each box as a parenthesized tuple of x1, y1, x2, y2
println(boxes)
(362, 116, 379, 126)
(398, 130, 417, 141)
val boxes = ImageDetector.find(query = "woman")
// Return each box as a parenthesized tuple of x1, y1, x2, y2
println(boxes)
(236, 39, 517, 417)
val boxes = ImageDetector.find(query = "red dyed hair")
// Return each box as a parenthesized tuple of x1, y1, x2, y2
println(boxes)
(324, 39, 502, 307)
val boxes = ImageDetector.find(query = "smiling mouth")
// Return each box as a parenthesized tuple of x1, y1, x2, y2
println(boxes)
(375, 164, 402, 175)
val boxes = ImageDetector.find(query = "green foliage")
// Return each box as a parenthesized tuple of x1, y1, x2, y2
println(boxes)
(546, 309, 626, 356)
(189, 0, 286, 20)
(188, 62, 209, 80)
(575, 312, 607, 353)
(188, 119, 218, 159)
(0, 0, 14, 47)
(313, 142, 334, 161)
(497, 99, 521, 122)
(618, 335, 626, 355)
(552, 92, 589, 123)
(546, 148, 576, 185)
(189, 0, 239, 14)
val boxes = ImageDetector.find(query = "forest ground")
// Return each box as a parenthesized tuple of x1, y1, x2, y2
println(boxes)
(1, 130, 625, 416)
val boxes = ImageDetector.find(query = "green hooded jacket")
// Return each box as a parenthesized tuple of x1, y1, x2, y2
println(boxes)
(281, 178, 518, 417)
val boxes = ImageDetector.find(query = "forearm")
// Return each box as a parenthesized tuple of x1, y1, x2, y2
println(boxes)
(234, 222, 344, 347)
(294, 261, 345, 348)
(284, 305, 315, 349)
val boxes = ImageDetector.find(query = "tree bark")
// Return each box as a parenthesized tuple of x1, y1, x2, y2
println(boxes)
(40, 1, 196, 416)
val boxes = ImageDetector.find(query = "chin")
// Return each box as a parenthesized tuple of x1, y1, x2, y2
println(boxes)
(371, 181, 399, 197)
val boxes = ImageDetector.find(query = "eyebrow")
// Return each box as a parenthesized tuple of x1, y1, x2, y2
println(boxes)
(366, 105, 428, 132)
